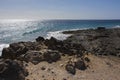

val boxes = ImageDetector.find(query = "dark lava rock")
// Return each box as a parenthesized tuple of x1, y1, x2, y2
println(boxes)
(84, 57, 90, 62)
(2, 42, 29, 59)
(75, 59, 87, 70)
(65, 28, 120, 57)
(2, 41, 42, 60)
(65, 64, 76, 75)
(2, 43, 28, 59)
(41, 66, 46, 70)
(45, 37, 63, 50)
(43, 50, 61, 63)
(60, 42, 85, 56)
(36, 36, 45, 42)
(45, 38, 86, 56)
(0, 59, 28, 80)
(45, 37, 58, 46)
(24, 50, 44, 64)
(97, 27, 106, 30)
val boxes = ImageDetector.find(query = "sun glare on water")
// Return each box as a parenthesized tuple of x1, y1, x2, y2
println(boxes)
(0, 19, 31, 23)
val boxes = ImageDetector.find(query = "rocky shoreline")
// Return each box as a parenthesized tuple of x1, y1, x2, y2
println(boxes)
(0, 27, 120, 80)
(63, 27, 120, 57)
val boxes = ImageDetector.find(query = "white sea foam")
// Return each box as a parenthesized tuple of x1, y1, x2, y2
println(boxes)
(45, 30, 72, 40)
(0, 44, 9, 56)
(113, 25, 120, 28)
(45, 28, 90, 40)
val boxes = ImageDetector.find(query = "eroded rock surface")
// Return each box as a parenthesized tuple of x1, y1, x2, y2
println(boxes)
(64, 28, 120, 57)
(0, 59, 28, 80)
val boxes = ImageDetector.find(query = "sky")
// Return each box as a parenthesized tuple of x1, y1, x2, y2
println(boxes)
(0, 0, 120, 20)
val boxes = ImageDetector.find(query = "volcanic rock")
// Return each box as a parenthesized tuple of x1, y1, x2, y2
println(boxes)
(75, 59, 87, 70)
(36, 36, 45, 42)
(65, 63, 76, 75)
(0, 59, 28, 80)
(24, 50, 44, 65)
(43, 50, 61, 63)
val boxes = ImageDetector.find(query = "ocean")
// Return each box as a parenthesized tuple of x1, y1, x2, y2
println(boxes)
(0, 20, 120, 55)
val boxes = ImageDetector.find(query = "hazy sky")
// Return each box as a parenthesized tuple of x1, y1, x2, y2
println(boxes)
(0, 0, 120, 19)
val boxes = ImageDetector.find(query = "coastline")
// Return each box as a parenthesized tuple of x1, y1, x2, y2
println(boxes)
(63, 27, 120, 57)
(0, 27, 120, 80)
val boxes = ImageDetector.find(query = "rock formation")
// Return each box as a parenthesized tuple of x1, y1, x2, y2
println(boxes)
(0, 59, 28, 80)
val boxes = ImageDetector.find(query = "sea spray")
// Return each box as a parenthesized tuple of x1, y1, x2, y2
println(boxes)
(0, 44, 9, 56)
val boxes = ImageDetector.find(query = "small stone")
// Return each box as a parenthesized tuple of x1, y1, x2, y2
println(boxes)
(75, 59, 87, 70)
(60, 64, 64, 67)
(65, 64, 76, 75)
(84, 57, 90, 62)
(42, 75, 44, 78)
(41, 66, 46, 70)
(63, 78, 67, 80)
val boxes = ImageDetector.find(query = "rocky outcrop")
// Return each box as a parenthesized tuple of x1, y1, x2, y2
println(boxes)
(0, 59, 28, 80)
(2, 41, 46, 60)
(2, 36, 86, 62)
(2, 43, 28, 59)
(43, 50, 61, 63)
(36, 36, 45, 42)
(1, 36, 90, 77)
(65, 28, 120, 57)
(23, 50, 44, 65)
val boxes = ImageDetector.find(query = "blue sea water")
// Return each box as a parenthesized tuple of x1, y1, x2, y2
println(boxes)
(0, 20, 120, 55)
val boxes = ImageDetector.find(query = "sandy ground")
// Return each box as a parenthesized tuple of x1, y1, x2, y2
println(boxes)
(25, 54, 120, 80)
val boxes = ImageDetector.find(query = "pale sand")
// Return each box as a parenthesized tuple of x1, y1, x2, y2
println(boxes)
(25, 54, 120, 80)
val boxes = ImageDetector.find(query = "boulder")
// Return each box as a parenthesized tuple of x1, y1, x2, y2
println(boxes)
(75, 59, 87, 70)
(65, 63, 76, 75)
(0, 59, 28, 80)
(24, 50, 44, 64)
(45, 37, 58, 46)
(2, 41, 42, 60)
(97, 27, 106, 30)
(2, 42, 28, 59)
(43, 50, 61, 63)
(45, 37, 63, 49)
(36, 36, 45, 42)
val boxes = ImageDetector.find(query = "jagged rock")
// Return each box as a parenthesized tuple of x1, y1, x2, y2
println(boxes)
(24, 50, 44, 64)
(59, 42, 85, 56)
(45, 37, 58, 46)
(75, 59, 87, 70)
(0, 59, 28, 80)
(2, 41, 44, 60)
(36, 36, 45, 42)
(84, 57, 90, 62)
(45, 37, 63, 50)
(65, 28, 120, 57)
(43, 50, 61, 63)
(97, 27, 106, 30)
(2, 47, 15, 59)
(2, 42, 28, 59)
(65, 63, 76, 75)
